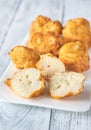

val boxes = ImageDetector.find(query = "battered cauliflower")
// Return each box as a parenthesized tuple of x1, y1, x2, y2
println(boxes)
(59, 41, 90, 72)
(41, 20, 63, 34)
(30, 15, 50, 36)
(27, 32, 64, 56)
(9, 46, 40, 68)
(62, 18, 91, 48)
(30, 15, 63, 36)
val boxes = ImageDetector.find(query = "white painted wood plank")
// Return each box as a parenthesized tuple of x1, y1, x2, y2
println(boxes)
(0, 0, 21, 49)
(0, 102, 51, 130)
(63, 0, 91, 24)
(49, 108, 91, 130)
(49, 110, 72, 130)
(68, 109, 91, 130)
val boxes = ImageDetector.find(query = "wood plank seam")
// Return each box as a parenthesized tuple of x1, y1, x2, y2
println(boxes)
(48, 109, 52, 130)
(61, 0, 65, 24)
(67, 112, 72, 130)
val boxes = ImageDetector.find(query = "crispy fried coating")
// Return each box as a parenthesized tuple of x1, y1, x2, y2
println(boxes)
(4, 78, 11, 87)
(62, 18, 91, 48)
(41, 20, 63, 34)
(30, 15, 63, 36)
(9, 46, 40, 68)
(59, 41, 90, 72)
(26, 38, 34, 49)
(27, 32, 64, 56)
(30, 15, 51, 36)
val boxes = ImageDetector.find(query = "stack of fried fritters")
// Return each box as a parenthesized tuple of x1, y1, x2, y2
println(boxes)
(4, 15, 90, 99)
(27, 15, 90, 72)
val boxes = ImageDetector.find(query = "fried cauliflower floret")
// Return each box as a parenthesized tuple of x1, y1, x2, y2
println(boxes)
(62, 18, 91, 48)
(26, 38, 34, 49)
(30, 15, 63, 36)
(30, 15, 50, 36)
(27, 32, 64, 56)
(41, 20, 63, 34)
(59, 41, 90, 72)
(9, 46, 40, 68)
(36, 53, 65, 79)
(4, 68, 45, 98)
(49, 72, 85, 99)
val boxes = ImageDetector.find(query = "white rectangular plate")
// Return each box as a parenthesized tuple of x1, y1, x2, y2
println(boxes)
(0, 34, 91, 112)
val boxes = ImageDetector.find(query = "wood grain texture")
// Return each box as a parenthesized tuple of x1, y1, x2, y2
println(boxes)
(0, 0, 91, 130)
(49, 108, 91, 130)
(0, 103, 51, 130)
(0, 0, 21, 49)
(63, 0, 91, 24)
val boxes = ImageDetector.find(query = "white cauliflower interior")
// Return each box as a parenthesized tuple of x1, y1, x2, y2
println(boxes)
(36, 54, 65, 79)
(49, 72, 85, 98)
(11, 68, 44, 97)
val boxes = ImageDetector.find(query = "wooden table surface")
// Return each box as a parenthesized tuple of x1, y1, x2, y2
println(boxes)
(0, 0, 91, 130)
